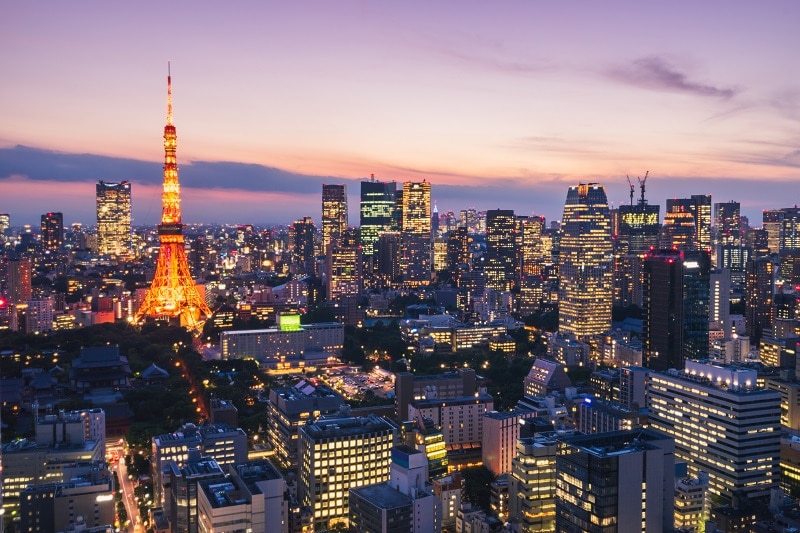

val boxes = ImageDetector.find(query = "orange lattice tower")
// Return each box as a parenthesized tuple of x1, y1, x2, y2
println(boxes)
(135, 65, 212, 328)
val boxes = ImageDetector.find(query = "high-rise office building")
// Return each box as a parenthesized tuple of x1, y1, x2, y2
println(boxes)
(482, 409, 536, 475)
(555, 429, 675, 533)
(691, 194, 713, 252)
(745, 256, 775, 344)
(648, 361, 781, 506)
(779, 207, 800, 251)
(558, 183, 613, 340)
(322, 184, 348, 255)
(134, 70, 212, 327)
(763, 209, 784, 254)
(40, 212, 64, 251)
(710, 268, 731, 335)
(401, 181, 432, 287)
(643, 249, 710, 370)
(615, 192, 659, 307)
(664, 195, 712, 251)
(298, 414, 397, 531)
(8, 257, 32, 304)
(359, 177, 396, 261)
(661, 207, 696, 249)
(518, 215, 545, 277)
(715, 200, 746, 283)
(96, 180, 131, 257)
(618, 200, 660, 255)
(484, 209, 516, 292)
(376, 231, 402, 287)
(0, 212, 9, 241)
(508, 432, 562, 533)
(327, 227, 362, 301)
(266, 381, 346, 471)
(289, 216, 316, 276)
(715, 201, 742, 247)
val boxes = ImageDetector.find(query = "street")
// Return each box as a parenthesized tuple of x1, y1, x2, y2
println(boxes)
(114, 454, 144, 533)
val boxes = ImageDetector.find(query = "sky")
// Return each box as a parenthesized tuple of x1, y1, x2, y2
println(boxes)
(1, 1, 798, 228)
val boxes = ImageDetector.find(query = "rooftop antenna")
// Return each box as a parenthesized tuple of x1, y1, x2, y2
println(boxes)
(166, 61, 173, 125)
(637, 171, 649, 205)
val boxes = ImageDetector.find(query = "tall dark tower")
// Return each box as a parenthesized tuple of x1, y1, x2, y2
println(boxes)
(40, 212, 64, 251)
(359, 177, 396, 276)
(135, 66, 212, 328)
(643, 249, 710, 371)
(485, 209, 516, 291)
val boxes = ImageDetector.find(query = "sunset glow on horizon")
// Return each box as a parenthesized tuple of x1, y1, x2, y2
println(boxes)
(1, 1, 798, 226)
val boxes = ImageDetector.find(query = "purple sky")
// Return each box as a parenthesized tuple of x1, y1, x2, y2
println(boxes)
(1, 1, 798, 227)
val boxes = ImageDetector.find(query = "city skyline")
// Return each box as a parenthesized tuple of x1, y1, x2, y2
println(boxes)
(1, 1, 798, 226)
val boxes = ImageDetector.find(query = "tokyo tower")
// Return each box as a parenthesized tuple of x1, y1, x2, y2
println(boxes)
(135, 65, 212, 328)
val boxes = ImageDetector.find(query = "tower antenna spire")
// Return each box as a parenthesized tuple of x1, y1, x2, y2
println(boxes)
(167, 61, 173, 125)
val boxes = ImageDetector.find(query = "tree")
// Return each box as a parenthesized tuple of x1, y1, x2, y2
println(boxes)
(461, 465, 496, 513)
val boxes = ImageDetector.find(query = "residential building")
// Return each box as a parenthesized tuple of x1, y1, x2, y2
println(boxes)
(482, 409, 536, 475)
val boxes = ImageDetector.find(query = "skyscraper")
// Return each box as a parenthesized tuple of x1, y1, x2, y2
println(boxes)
(691, 194, 713, 252)
(289, 216, 316, 276)
(558, 183, 613, 340)
(96, 180, 131, 257)
(327, 227, 362, 301)
(322, 184, 348, 255)
(401, 181, 432, 287)
(8, 258, 32, 304)
(484, 209, 516, 292)
(359, 178, 396, 260)
(745, 256, 775, 344)
(643, 249, 710, 371)
(0, 213, 9, 241)
(40, 212, 64, 251)
(135, 67, 212, 328)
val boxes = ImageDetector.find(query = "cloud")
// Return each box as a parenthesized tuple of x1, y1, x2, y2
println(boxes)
(0, 145, 338, 194)
(607, 56, 737, 99)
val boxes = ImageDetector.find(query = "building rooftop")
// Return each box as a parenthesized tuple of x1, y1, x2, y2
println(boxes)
(234, 460, 283, 496)
(302, 414, 396, 439)
(485, 408, 534, 420)
(350, 483, 412, 510)
(561, 429, 670, 458)
(410, 393, 494, 409)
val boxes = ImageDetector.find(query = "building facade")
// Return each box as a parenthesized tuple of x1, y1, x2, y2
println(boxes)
(401, 181, 432, 287)
(647, 361, 781, 506)
(558, 183, 613, 340)
(96, 180, 131, 257)
(322, 184, 348, 255)
(298, 415, 397, 531)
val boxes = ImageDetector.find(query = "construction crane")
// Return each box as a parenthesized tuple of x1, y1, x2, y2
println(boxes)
(637, 171, 649, 205)
(626, 175, 635, 205)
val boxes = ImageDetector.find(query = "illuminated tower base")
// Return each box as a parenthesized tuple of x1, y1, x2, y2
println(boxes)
(135, 228, 210, 328)
(135, 66, 211, 329)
